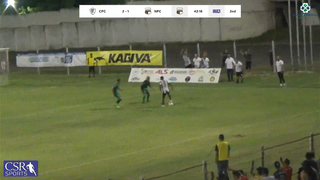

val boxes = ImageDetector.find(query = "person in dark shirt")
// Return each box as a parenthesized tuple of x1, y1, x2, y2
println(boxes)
(240, 49, 252, 72)
(221, 49, 229, 68)
(141, 76, 151, 103)
(269, 50, 273, 67)
(273, 161, 286, 180)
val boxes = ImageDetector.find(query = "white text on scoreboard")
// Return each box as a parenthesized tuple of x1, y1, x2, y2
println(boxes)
(79, 5, 241, 18)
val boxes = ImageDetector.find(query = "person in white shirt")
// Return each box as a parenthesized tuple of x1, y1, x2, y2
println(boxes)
(193, 54, 202, 68)
(225, 54, 236, 82)
(276, 56, 286, 86)
(235, 59, 244, 83)
(202, 52, 210, 68)
(181, 49, 193, 68)
(159, 76, 173, 107)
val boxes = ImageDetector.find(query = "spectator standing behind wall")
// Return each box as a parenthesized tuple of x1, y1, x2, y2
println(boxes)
(215, 134, 230, 179)
(193, 54, 202, 68)
(202, 51, 210, 68)
(180, 49, 193, 68)
(269, 50, 273, 69)
(221, 49, 229, 68)
(240, 49, 252, 73)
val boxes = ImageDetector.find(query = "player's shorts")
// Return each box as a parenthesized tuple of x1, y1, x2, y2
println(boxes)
(141, 88, 149, 95)
(162, 91, 170, 96)
(236, 72, 243, 77)
(114, 92, 121, 99)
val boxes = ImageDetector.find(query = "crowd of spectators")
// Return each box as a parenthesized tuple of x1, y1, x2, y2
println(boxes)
(213, 134, 320, 180)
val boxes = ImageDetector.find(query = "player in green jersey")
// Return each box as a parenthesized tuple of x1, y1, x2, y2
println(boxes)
(141, 76, 151, 103)
(112, 78, 122, 108)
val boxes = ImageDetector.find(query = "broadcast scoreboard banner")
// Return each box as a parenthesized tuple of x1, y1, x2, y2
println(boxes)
(79, 5, 241, 18)
(128, 68, 221, 83)
(86, 51, 163, 66)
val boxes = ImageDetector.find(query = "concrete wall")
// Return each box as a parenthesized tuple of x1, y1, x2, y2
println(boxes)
(0, 0, 277, 51)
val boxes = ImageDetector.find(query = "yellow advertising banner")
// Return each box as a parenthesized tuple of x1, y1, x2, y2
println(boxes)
(86, 51, 163, 66)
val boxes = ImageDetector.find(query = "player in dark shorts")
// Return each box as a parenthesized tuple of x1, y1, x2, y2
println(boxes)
(112, 79, 122, 108)
(235, 59, 244, 83)
(141, 76, 151, 103)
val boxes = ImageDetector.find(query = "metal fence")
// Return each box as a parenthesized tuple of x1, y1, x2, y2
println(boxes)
(7, 41, 320, 75)
(139, 132, 319, 180)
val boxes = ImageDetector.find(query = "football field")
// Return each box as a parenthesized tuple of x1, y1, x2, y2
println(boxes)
(0, 72, 319, 180)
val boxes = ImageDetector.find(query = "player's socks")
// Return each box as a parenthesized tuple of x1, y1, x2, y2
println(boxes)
(142, 96, 146, 103)
(147, 94, 150, 102)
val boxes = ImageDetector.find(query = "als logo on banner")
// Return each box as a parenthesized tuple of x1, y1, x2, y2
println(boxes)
(209, 69, 219, 74)
(4, 161, 38, 177)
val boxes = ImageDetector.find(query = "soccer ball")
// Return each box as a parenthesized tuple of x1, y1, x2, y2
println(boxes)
(168, 102, 173, 106)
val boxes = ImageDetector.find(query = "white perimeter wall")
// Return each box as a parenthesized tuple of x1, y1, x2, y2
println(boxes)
(0, 0, 276, 51)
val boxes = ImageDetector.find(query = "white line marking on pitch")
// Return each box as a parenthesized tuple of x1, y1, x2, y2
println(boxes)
(37, 110, 319, 176)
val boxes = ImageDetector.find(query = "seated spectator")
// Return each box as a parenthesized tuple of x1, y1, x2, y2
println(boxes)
(305, 152, 319, 172)
(262, 167, 276, 180)
(280, 158, 292, 180)
(251, 167, 263, 180)
(273, 161, 286, 180)
(232, 170, 249, 180)
(300, 160, 319, 180)
(310, 152, 320, 174)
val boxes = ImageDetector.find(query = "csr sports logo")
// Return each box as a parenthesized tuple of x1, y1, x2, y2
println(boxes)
(3, 161, 38, 177)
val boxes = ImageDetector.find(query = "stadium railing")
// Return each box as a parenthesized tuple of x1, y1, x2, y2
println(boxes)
(9, 40, 320, 75)
(139, 132, 319, 180)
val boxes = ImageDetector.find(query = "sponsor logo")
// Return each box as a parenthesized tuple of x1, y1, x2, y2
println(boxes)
(90, 7, 96, 15)
(171, 70, 187, 74)
(189, 70, 196, 75)
(210, 77, 215, 82)
(109, 53, 151, 63)
(141, 69, 154, 75)
(131, 77, 140, 81)
(132, 69, 139, 75)
(185, 76, 191, 82)
(212, 9, 221, 13)
(4, 161, 38, 177)
(198, 76, 203, 82)
(145, 7, 152, 15)
(208, 69, 219, 74)
(176, 7, 183, 15)
(28, 57, 49, 63)
(155, 69, 168, 74)
(61, 55, 73, 64)
(300, 3, 311, 13)
(94, 54, 106, 61)
(169, 77, 177, 82)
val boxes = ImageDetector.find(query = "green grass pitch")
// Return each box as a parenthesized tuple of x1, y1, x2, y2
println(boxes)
(0, 72, 319, 180)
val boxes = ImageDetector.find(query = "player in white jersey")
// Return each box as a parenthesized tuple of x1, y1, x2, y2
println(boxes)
(276, 56, 286, 86)
(159, 76, 173, 107)
(235, 59, 244, 83)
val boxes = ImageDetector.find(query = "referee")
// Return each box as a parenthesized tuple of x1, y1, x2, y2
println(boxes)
(276, 56, 286, 86)
(87, 53, 96, 78)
